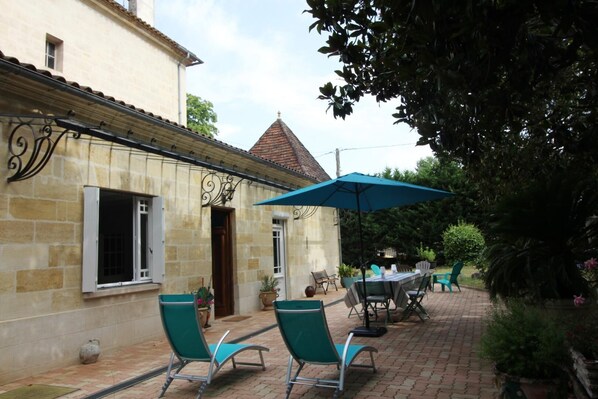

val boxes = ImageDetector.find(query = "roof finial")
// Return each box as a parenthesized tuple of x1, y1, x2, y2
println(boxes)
(277, 111, 281, 120)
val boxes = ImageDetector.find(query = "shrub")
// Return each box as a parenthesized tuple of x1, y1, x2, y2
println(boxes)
(416, 243, 436, 262)
(483, 172, 598, 300)
(442, 221, 485, 266)
(338, 263, 358, 278)
(479, 299, 569, 379)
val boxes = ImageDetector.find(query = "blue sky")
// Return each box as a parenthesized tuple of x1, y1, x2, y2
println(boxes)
(154, 0, 433, 178)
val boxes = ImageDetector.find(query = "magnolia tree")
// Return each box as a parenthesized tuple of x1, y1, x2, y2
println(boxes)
(306, 0, 598, 196)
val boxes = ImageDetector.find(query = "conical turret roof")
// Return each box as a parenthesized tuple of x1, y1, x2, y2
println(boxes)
(249, 116, 330, 182)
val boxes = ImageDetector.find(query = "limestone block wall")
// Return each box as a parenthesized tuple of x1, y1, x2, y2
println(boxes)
(0, 0, 186, 122)
(0, 122, 340, 383)
(239, 182, 340, 308)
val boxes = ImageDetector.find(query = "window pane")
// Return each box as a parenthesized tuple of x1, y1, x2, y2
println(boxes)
(139, 200, 149, 279)
(98, 191, 133, 284)
(45, 41, 55, 69)
(272, 228, 282, 275)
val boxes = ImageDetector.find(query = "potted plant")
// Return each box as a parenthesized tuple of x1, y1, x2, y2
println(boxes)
(417, 243, 437, 267)
(259, 274, 279, 309)
(479, 299, 570, 398)
(338, 263, 359, 288)
(564, 302, 598, 398)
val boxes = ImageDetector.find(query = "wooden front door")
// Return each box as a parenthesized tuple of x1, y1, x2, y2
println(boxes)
(211, 208, 234, 317)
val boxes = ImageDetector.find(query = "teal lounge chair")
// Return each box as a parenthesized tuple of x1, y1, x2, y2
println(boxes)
(158, 294, 269, 398)
(274, 300, 378, 398)
(432, 261, 464, 292)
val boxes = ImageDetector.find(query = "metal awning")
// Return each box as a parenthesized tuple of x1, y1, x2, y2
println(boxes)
(0, 54, 319, 192)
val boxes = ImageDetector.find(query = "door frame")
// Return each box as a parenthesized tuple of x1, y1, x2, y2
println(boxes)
(272, 217, 288, 300)
(211, 207, 234, 317)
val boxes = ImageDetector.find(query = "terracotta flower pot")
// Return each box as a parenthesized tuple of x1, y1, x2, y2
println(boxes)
(570, 348, 598, 398)
(493, 366, 565, 399)
(197, 307, 209, 328)
(259, 291, 278, 309)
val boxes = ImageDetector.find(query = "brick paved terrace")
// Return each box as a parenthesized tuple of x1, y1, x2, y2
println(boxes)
(0, 287, 498, 398)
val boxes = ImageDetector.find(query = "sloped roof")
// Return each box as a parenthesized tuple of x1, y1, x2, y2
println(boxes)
(249, 117, 330, 182)
(0, 51, 320, 189)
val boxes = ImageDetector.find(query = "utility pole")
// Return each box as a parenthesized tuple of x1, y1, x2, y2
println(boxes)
(335, 148, 342, 264)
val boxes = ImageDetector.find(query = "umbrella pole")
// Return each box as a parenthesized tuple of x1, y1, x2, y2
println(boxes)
(350, 192, 386, 337)
(358, 210, 370, 329)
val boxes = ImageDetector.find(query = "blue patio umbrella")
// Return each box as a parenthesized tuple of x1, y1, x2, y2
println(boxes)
(256, 172, 454, 337)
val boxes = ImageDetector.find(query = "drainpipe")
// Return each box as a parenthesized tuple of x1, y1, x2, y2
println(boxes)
(177, 60, 184, 125)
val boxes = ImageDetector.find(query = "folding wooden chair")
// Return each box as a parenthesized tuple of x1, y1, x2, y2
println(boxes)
(311, 270, 339, 294)
(355, 281, 393, 325)
(402, 274, 432, 321)
(344, 286, 364, 320)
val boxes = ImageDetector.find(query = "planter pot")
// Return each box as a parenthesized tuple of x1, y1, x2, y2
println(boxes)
(493, 367, 564, 399)
(197, 307, 209, 328)
(305, 286, 315, 297)
(571, 348, 598, 398)
(259, 291, 278, 309)
(341, 276, 360, 289)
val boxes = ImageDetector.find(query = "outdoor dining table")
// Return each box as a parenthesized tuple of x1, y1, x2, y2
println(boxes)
(344, 271, 421, 313)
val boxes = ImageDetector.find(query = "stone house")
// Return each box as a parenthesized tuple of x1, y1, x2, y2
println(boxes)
(0, 0, 339, 383)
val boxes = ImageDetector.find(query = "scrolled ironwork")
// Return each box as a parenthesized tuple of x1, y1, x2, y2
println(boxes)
(7, 118, 80, 182)
(201, 172, 244, 207)
(293, 206, 319, 220)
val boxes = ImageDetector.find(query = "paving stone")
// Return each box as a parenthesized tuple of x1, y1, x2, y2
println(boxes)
(0, 287, 500, 398)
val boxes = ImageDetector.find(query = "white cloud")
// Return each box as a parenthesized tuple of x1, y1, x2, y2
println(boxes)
(155, 0, 433, 177)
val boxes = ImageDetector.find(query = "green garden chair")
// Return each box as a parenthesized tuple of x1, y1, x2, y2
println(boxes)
(432, 261, 464, 292)
(274, 300, 378, 398)
(158, 294, 269, 398)
(370, 264, 382, 275)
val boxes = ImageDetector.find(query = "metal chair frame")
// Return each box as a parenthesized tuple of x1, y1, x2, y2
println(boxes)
(274, 300, 377, 399)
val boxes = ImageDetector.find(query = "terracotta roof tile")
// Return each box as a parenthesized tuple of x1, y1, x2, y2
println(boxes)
(0, 50, 312, 181)
(249, 118, 330, 182)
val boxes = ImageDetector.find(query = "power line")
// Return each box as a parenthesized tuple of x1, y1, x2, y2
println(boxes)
(315, 142, 416, 158)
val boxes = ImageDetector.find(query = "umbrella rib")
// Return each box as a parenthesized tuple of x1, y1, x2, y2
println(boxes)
(354, 184, 374, 212)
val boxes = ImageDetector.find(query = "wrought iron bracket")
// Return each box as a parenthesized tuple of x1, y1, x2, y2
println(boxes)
(2, 114, 300, 192)
(6, 116, 80, 182)
(201, 172, 247, 207)
(293, 206, 319, 220)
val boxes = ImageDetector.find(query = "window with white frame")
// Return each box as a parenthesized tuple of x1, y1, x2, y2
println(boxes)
(272, 219, 285, 276)
(45, 34, 63, 71)
(83, 187, 164, 292)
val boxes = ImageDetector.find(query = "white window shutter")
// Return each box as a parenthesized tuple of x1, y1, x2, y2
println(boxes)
(151, 196, 165, 283)
(82, 187, 99, 292)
